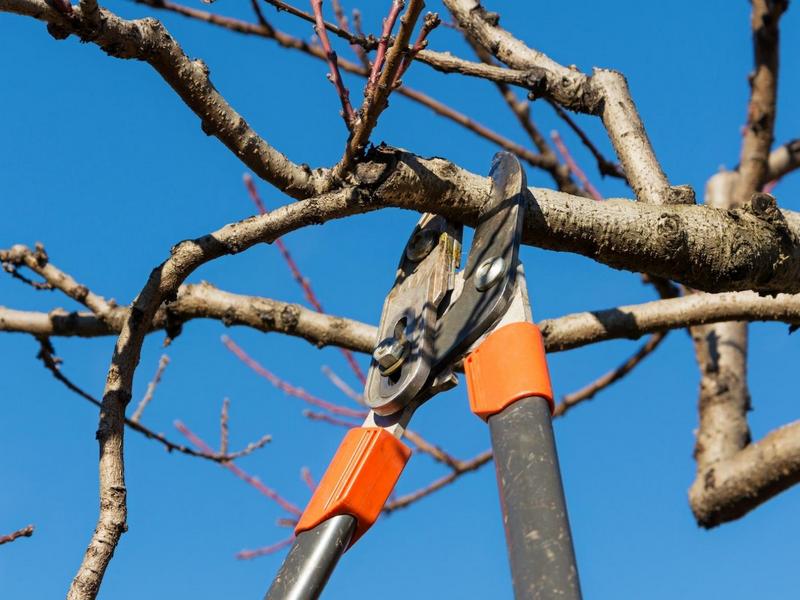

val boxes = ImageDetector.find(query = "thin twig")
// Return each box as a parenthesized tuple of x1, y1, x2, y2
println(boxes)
(385, 450, 492, 512)
(220, 397, 230, 456)
(550, 130, 603, 201)
(367, 0, 404, 95)
(394, 11, 440, 85)
(548, 100, 626, 180)
(175, 421, 302, 515)
(222, 335, 367, 418)
(242, 174, 367, 384)
(320, 365, 364, 404)
(300, 466, 317, 492)
(553, 332, 668, 417)
(302, 409, 360, 428)
(330, 0, 369, 68)
(130, 354, 170, 422)
(236, 535, 295, 559)
(0, 525, 34, 546)
(310, 0, 355, 127)
(36, 338, 263, 464)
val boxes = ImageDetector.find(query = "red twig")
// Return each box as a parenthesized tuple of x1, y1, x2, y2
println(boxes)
(175, 420, 303, 516)
(321, 365, 364, 404)
(394, 11, 440, 85)
(0, 524, 34, 546)
(222, 335, 368, 419)
(300, 466, 317, 492)
(331, 0, 370, 68)
(242, 174, 367, 385)
(236, 535, 295, 560)
(550, 130, 604, 201)
(302, 408, 361, 428)
(310, 0, 355, 127)
(219, 397, 230, 456)
(367, 0, 404, 95)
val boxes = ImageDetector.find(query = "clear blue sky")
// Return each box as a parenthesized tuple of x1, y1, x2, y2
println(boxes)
(2, 1, 799, 598)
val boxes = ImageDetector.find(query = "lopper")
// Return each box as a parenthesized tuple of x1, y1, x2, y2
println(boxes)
(266, 153, 582, 600)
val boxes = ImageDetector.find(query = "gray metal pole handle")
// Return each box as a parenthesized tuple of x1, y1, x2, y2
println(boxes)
(488, 396, 582, 600)
(265, 515, 356, 600)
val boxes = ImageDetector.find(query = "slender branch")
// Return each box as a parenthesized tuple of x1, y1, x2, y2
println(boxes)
(1, 244, 112, 318)
(36, 338, 265, 464)
(385, 449, 492, 512)
(130, 354, 170, 422)
(553, 332, 667, 417)
(175, 422, 301, 515)
(222, 335, 367, 418)
(548, 100, 625, 180)
(310, 0, 355, 127)
(367, 0, 404, 94)
(243, 175, 366, 383)
(219, 397, 230, 456)
(550, 130, 603, 201)
(0, 525, 34, 546)
(236, 536, 295, 559)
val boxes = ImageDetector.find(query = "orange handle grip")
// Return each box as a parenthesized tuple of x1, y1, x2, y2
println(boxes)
(295, 427, 411, 546)
(465, 322, 554, 420)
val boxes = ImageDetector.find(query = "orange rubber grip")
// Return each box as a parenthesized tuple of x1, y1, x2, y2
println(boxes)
(295, 427, 411, 546)
(465, 322, 554, 420)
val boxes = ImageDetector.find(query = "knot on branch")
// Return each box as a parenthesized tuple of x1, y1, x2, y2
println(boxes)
(656, 212, 687, 259)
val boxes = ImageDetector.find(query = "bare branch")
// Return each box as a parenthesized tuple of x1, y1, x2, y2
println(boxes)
(130, 354, 170, 423)
(550, 130, 603, 201)
(385, 449, 492, 512)
(310, 0, 355, 127)
(553, 333, 667, 417)
(175, 422, 301, 514)
(36, 338, 264, 464)
(0, 525, 34, 546)
(442, 0, 677, 205)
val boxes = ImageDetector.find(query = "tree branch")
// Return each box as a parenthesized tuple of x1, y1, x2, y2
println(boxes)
(688, 0, 789, 529)
(441, 0, 679, 205)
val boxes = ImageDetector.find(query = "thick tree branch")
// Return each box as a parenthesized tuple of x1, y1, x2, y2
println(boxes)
(441, 0, 678, 205)
(688, 0, 789, 529)
(135, 0, 566, 179)
(7, 286, 800, 358)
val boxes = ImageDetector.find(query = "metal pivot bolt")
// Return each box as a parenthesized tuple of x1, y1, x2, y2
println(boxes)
(373, 337, 408, 375)
(405, 229, 438, 262)
(474, 256, 505, 291)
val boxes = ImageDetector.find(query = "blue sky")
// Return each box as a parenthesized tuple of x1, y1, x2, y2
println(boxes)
(1, 1, 799, 598)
